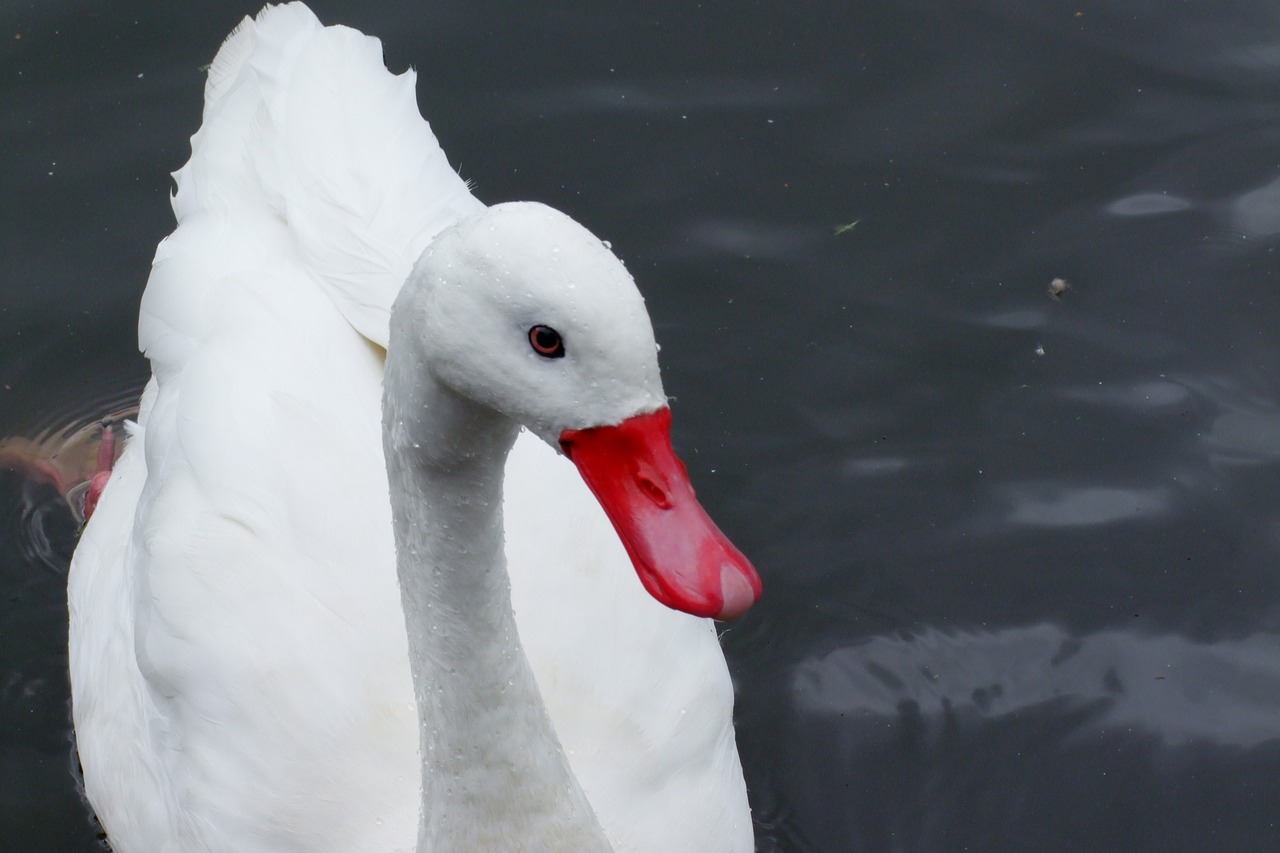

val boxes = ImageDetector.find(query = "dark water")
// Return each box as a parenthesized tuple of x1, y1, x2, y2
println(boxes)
(4, 1, 1280, 850)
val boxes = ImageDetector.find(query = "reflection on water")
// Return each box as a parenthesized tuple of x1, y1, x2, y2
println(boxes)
(1055, 379, 1190, 411)
(1207, 410, 1280, 463)
(0, 406, 135, 524)
(0, 396, 136, 845)
(10, 478, 70, 576)
(1231, 177, 1280, 236)
(763, 626, 1280, 851)
(1106, 192, 1194, 217)
(0, 466, 102, 849)
(680, 218, 822, 260)
(795, 624, 1280, 748)
(994, 482, 1171, 529)
(1175, 375, 1280, 465)
(1103, 177, 1280, 239)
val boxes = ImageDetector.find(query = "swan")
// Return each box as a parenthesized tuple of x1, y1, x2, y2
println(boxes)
(68, 3, 761, 851)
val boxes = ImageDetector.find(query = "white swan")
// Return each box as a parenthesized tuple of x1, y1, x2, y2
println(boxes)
(68, 4, 760, 852)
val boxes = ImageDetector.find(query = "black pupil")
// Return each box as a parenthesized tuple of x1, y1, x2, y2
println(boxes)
(530, 325, 563, 357)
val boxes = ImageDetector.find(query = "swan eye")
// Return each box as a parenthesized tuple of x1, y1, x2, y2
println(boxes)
(528, 325, 565, 358)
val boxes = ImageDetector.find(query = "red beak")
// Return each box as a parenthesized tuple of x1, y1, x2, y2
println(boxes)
(559, 407, 761, 620)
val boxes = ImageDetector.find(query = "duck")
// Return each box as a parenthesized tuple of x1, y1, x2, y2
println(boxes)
(67, 3, 760, 852)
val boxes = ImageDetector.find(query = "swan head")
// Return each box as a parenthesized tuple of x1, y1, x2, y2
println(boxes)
(408, 202, 666, 441)
(399, 201, 761, 620)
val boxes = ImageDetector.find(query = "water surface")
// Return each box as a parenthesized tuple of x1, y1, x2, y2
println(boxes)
(4, 1, 1280, 850)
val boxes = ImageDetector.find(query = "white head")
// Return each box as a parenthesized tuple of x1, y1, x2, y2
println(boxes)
(391, 201, 760, 620)
(402, 202, 667, 445)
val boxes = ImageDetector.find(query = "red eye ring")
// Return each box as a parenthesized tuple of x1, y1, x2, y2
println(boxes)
(528, 324, 565, 358)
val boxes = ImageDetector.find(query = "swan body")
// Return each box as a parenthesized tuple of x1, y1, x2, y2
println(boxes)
(68, 4, 756, 851)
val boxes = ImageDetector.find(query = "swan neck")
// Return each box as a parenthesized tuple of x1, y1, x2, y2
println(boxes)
(382, 340, 611, 852)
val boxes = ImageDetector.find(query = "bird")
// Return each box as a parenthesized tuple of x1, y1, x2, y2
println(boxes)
(67, 3, 760, 852)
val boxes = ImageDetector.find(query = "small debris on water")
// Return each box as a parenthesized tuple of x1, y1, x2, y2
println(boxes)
(833, 219, 861, 236)
(1048, 277, 1070, 300)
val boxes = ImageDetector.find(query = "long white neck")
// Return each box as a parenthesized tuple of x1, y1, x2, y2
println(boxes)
(382, 325, 612, 852)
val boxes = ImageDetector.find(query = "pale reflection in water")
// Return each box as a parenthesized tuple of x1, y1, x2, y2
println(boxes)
(996, 483, 1171, 528)
(1231, 176, 1280, 237)
(794, 624, 1280, 748)
(1055, 380, 1191, 411)
(1106, 193, 1194, 217)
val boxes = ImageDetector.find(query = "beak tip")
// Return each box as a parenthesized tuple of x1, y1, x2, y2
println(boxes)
(715, 561, 761, 621)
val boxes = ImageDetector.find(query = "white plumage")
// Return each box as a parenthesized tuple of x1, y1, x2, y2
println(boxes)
(68, 4, 753, 851)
